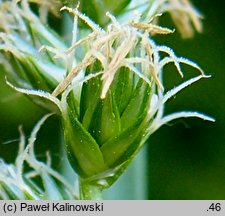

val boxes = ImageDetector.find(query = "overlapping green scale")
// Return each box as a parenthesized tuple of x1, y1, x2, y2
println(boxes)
(63, 61, 152, 186)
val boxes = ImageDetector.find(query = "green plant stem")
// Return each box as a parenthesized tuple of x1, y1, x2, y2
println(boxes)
(79, 179, 103, 200)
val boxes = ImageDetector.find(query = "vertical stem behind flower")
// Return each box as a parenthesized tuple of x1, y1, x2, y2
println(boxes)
(79, 179, 103, 200)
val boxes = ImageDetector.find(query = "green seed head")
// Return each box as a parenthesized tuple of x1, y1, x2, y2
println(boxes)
(0, 0, 214, 192)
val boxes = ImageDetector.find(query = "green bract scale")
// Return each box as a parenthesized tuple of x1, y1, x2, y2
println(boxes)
(64, 65, 151, 179)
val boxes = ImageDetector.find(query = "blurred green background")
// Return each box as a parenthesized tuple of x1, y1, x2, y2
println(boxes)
(0, 0, 224, 199)
(146, 0, 225, 199)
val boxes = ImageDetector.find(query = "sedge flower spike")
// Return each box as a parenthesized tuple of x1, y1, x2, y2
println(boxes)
(0, 115, 78, 200)
(0, 0, 214, 199)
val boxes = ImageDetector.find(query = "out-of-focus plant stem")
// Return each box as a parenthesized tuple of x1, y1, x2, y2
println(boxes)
(103, 146, 148, 199)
